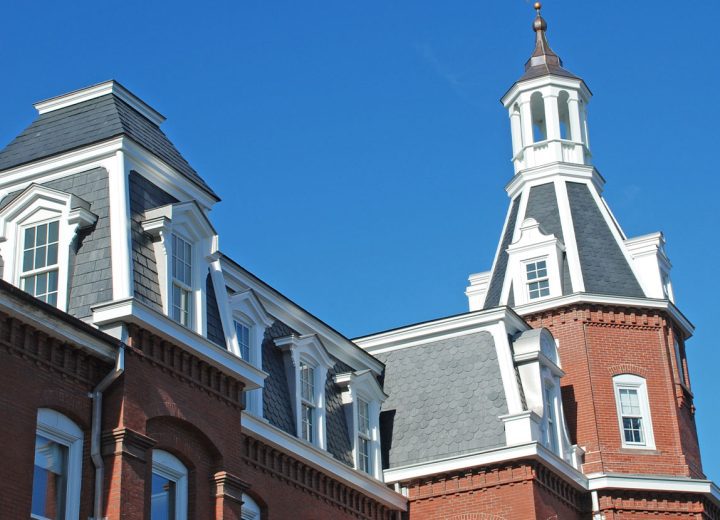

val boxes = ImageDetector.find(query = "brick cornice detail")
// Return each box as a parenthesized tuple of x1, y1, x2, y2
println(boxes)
(126, 324, 244, 408)
(241, 434, 394, 520)
(0, 311, 110, 385)
(524, 303, 666, 330)
(212, 471, 250, 504)
(102, 427, 156, 461)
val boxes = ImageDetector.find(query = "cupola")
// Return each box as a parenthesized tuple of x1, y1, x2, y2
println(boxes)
(502, 3, 592, 174)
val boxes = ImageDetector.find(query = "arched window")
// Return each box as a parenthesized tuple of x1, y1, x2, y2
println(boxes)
(151, 450, 188, 520)
(613, 374, 655, 449)
(530, 92, 547, 142)
(510, 103, 523, 155)
(32, 408, 84, 520)
(557, 91, 571, 140)
(241, 494, 262, 520)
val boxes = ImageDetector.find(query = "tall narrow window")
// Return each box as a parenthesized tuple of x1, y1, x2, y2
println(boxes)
(151, 450, 187, 520)
(357, 398, 371, 473)
(300, 362, 315, 443)
(674, 338, 687, 386)
(613, 374, 654, 449)
(235, 321, 251, 361)
(171, 235, 192, 327)
(21, 221, 60, 306)
(32, 409, 83, 520)
(526, 259, 550, 300)
(544, 386, 559, 453)
(557, 91, 571, 139)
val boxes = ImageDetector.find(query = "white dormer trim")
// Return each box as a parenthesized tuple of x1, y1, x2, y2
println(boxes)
(625, 232, 673, 301)
(275, 334, 334, 449)
(0, 184, 97, 312)
(504, 218, 565, 306)
(228, 289, 274, 417)
(34, 80, 166, 126)
(505, 328, 581, 469)
(142, 201, 219, 337)
(465, 271, 491, 312)
(334, 370, 387, 479)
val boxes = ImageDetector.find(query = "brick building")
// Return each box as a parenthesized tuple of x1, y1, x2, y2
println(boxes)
(0, 5, 717, 520)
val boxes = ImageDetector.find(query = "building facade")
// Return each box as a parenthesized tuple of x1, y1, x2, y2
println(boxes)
(0, 5, 717, 520)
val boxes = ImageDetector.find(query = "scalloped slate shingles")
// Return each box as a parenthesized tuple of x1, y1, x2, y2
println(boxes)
(566, 182, 644, 297)
(0, 94, 217, 199)
(375, 331, 507, 468)
(483, 197, 521, 309)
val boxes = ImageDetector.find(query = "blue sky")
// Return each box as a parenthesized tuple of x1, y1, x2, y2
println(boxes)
(2, 1, 718, 480)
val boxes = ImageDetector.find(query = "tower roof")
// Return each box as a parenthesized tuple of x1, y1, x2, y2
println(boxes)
(516, 3, 580, 83)
(0, 81, 219, 201)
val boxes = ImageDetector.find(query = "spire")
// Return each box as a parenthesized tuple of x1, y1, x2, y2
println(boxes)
(517, 2, 579, 82)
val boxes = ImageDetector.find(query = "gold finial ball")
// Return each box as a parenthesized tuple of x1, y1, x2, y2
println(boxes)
(534, 2, 542, 10)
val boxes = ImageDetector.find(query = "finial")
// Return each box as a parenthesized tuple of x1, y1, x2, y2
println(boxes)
(533, 2, 548, 33)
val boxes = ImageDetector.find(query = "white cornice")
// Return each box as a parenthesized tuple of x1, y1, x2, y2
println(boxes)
(219, 256, 385, 376)
(241, 412, 407, 511)
(34, 80, 166, 126)
(383, 441, 587, 490)
(587, 473, 720, 505)
(353, 307, 528, 355)
(501, 74, 592, 107)
(513, 292, 694, 338)
(505, 162, 605, 199)
(91, 298, 266, 390)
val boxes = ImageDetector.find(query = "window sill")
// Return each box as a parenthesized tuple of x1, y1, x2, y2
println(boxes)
(619, 447, 660, 455)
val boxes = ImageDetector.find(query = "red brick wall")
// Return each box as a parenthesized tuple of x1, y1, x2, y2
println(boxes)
(525, 305, 703, 478)
(403, 462, 587, 520)
(0, 314, 110, 519)
(597, 490, 720, 519)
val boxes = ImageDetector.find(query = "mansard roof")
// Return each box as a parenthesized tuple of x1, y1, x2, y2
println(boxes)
(483, 181, 644, 310)
(373, 331, 507, 468)
(0, 83, 219, 201)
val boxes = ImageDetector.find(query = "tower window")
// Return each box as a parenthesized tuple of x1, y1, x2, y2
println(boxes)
(613, 374, 655, 449)
(526, 259, 550, 300)
(21, 221, 60, 306)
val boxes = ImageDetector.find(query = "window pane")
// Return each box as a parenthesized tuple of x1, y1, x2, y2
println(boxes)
(235, 322, 250, 360)
(36, 272, 48, 296)
(358, 399, 370, 435)
(47, 243, 59, 266)
(358, 437, 370, 473)
(151, 473, 176, 520)
(32, 434, 68, 519)
(301, 403, 314, 443)
(23, 249, 34, 271)
(36, 223, 48, 246)
(48, 221, 59, 243)
(24, 226, 35, 249)
(35, 245, 47, 269)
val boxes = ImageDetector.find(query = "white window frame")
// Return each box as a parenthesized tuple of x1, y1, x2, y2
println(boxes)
(19, 219, 61, 306)
(142, 201, 218, 336)
(525, 258, 551, 301)
(275, 334, 334, 450)
(299, 360, 317, 444)
(542, 379, 560, 454)
(32, 408, 83, 520)
(222, 289, 274, 417)
(0, 185, 97, 311)
(505, 218, 565, 306)
(171, 233, 194, 328)
(151, 449, 188, 520)
(613, 374, 655, 450)
(334, 370, 387, 479)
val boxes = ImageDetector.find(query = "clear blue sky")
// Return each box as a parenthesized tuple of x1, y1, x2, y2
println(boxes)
(2, 1, 718, 480)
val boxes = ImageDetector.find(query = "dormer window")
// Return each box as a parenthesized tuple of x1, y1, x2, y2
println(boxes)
(21, 221, 60, 305)
(334, 370, 387, 478)
(543, 383, 559, 453)
(171, 234, 193, 327)
(526, 259, 550, 300)
(0, 184, 97, 311)
(142, 201, 218, 335)
(300, 361, 316, 443)
(275, 334, 334, 449)
(234, 320, 251, 361)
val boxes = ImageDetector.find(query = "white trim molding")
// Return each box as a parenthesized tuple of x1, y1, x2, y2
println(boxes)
(0, 183, 98, 311)
(151, 449, 188, 520)
(92, 297, 266, 390)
